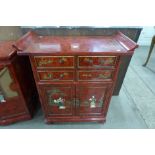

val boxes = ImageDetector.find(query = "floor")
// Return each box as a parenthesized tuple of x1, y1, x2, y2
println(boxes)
(1, 46, 155, 129)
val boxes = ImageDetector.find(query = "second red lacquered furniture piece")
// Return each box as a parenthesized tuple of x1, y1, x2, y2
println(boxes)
(15, 31, 138, 124)
(0, 41, 38, 125)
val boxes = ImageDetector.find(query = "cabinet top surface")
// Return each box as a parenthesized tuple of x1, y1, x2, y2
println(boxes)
(0, 41, 15, 61)
(16, 31, 138, 56)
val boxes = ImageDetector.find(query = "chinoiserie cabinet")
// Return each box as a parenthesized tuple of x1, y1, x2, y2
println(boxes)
(0, 41, 38, 125)
(15, 31, 138, 123)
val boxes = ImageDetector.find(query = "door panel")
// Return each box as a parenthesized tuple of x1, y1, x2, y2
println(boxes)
(40, 84, 75, 116)
(76, 83, 112, 116)
(0, 66, 26, 118)
(0, 67, 18, 100)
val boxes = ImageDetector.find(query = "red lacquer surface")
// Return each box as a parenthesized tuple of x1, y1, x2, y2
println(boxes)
(15, 31, 138, 124)
(0, 41, 38, 125)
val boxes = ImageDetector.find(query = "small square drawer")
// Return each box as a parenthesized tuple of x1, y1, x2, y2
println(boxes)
(78, 56, 117, 68)
(34, 56, 74, 68)
(78, 70, 114, 81)
(38, 71, 75, 81)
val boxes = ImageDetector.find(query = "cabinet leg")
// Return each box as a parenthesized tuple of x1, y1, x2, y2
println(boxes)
(143, 35, 155, 67)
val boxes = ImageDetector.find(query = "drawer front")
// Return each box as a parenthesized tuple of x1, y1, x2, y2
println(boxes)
(78, 70, 114, 81)
(38, 71, 74, 81)
(34, 56, 74, 68)
(78, 56, 117, 68)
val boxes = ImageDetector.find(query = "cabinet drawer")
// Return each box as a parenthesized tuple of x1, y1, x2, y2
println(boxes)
(78, 70, 114, 81)
(34, 56, 74, 68)
(38, 71, 74, 81)
(78, 56, 117, 68)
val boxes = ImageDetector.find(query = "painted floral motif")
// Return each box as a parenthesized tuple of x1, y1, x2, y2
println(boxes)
(83, 97, 104, 108)
(98, 71, 112, 79)
(89, 96, 96, 108)
(58, 57, 67, 64)
(38, 58, 53, 66)
(99, 57, 115, 65)
(43, 73, 53, 80)
(53, 97, 65, 109)
(47, 88, 67, 109)
(81, 57, 116, 67)
(103, 57, 115, 65)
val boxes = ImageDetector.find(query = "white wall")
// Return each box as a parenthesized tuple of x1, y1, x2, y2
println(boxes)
(138, 26, 155, 46)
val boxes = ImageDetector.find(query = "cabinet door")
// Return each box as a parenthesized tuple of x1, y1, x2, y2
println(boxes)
(40, 84, 75, 116)
(0, 66, 25, 118)
(76, 83, 112, 116)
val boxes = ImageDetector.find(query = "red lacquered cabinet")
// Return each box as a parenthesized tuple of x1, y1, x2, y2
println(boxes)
(15, 31, 138, 124)
(0, 41, 37, 125)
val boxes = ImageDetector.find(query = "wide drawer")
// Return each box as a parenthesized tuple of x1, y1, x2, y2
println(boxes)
(78, 56, 117, 68)
(37, 71, 75, 81)
(34, 56, 74, 68)
(78, 70, 114, 81)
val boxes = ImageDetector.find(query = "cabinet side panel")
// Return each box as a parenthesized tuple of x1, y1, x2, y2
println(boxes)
(12, 55, 39, 115)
